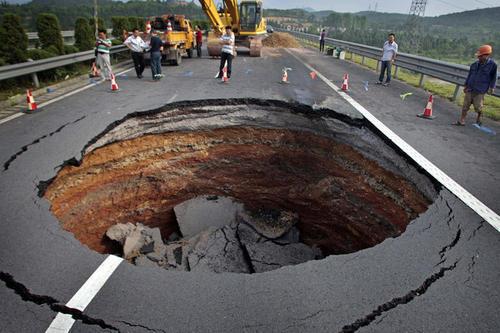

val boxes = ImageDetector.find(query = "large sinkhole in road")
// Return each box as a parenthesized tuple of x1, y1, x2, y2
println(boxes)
(44, 99, 437, 274)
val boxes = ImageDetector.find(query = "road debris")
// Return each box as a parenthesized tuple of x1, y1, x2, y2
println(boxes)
(263, 32, 301, 48)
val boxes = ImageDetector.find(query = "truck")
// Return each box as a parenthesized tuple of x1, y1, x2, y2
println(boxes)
(125, 15, 195, 66)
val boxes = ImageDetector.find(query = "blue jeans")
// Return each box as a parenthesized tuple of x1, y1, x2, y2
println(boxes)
(151, 51, 162, 79)
(379, 60, 392, 83)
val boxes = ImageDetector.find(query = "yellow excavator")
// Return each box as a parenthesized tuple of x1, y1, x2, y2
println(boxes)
(199, 0, 267, 57)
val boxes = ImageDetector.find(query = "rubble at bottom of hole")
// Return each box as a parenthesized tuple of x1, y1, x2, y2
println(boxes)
(106, 211, 323, 274)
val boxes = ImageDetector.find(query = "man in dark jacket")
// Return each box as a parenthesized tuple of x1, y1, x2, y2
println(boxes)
(149, 30, 164, 81)
(456, 44, 497, 126)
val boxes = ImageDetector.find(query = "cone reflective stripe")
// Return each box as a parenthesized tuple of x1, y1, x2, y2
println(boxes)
(26, 89, 37, 112)
(222, 61, 229, 83)
(110, 73, 120, 91)
(417, 94, 435, 119)
(341, 73, 349, 91)
(146, 21, 151, 34)
(281, 68, 290, 84)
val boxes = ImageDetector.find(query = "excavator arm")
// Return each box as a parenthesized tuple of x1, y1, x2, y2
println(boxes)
(223, 0, 240, 28)
(198, 0, 225, 34)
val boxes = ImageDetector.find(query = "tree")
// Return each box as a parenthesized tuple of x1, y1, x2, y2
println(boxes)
(111, 16, 129, 40)
(89, 17, 106, 36)
(127, 16, 138, 31)
(0, 13, 28, 64)
(74, 17, 94, 51)
(36, 13, 64, 54)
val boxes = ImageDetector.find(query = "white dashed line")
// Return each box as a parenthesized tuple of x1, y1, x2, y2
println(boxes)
(285, 48, 500, 232)
(45, 255, 123, 333)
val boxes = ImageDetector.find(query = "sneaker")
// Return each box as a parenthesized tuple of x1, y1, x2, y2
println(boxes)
(375, 81, 382, 85)
(382, 82, 390, 86)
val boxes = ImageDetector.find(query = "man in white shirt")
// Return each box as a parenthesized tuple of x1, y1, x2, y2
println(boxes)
(124, 28, 147, 79)
(217, 26, 235, 82)
(377, 33, 398, 86)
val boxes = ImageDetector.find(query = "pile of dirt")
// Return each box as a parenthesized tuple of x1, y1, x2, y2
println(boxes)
(263, 32, 301, 48)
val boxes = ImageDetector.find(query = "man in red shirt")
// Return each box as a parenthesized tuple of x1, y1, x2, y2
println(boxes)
(195, 26, 203, 58)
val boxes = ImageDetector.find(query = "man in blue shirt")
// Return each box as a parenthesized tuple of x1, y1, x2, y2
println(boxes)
(456, 44, 497, 126)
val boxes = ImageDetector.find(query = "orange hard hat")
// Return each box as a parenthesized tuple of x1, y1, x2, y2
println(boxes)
(476, 44, 493, 57)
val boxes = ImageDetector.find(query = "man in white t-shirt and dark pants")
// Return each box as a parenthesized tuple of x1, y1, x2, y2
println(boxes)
(124, 28, 147, 79)
(377, 33, 398, 86)
(217, 26, 235, 82)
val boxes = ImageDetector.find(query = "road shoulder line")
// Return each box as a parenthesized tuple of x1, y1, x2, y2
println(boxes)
(285, 48, 500, 232)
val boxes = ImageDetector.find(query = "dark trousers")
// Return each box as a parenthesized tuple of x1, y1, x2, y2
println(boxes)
(219, 52, 233, 78)
(379, 60, 392, 83)
(196, 42, 202, 57)
(151, 51, 162, 79)
(131, 52, 145, 77)
(319, 39, 325, 52)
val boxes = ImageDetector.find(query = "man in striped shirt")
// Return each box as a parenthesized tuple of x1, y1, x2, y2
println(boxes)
(95, 30, 113, 81)
(217, 26, 235, 82)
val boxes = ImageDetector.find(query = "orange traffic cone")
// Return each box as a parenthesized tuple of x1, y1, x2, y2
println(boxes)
(146, 21, 151, 34)
(309, 71, 317, 80)
(26, 89, 37, 113)
(221, 61, 229, 83)
(417, 95, 435, 119)
(281, 67, 291, 84)
(341, 73, 349, 91)
(110, 73, 120, 92)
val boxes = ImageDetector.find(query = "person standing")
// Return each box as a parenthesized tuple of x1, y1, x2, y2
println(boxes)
(124, 28, 147, 79)
(195, 26, 203, 58)
(377, 33, 398, 86)
(217, 26, 235, 83)
(319, 29, 326, 53)
(95, 30, 113, 81)
(456, 45, 497, 126)
(149, 30, 164, 81)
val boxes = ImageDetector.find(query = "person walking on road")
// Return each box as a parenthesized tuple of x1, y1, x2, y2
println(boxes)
(95, 30, 113, 81)
(319, 29, 326, 53)
(196, 26, 203, 58)
(377, 33, 398, 86)
(149, 30, 164, 81)
(217, 26, 235, 83)
(124, 28, 147, 79)
(456, 45, 497, 126)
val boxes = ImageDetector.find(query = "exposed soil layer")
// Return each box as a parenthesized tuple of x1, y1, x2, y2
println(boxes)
(263, 32, 301, 48)
(44, 100, 434, 256)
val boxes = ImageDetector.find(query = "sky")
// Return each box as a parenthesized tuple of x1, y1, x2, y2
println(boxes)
(262, 0, 500, 16)
(4, 0, 500, 16)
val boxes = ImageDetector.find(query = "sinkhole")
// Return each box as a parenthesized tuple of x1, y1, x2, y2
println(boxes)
(43, 99, 437, 274)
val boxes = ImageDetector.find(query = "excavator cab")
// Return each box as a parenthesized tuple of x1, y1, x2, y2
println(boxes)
(240, 1, 263, 32)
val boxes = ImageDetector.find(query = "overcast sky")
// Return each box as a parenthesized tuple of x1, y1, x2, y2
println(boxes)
(265, 0, 500, 16)
(4, 0, 500, 16)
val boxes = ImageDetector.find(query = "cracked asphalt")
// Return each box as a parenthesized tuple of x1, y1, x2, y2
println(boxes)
(1, 47, 499, 332)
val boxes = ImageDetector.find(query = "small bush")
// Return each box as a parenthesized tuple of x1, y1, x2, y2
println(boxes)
(74, 17, 94, 51)
(111, 16, 129, 40)
(0, 14, 28, 64)
(36, 13, 64, 55)
(27, 48, 57, 60)
(63, 45, 79, 55)
(89, 17, 106, 32)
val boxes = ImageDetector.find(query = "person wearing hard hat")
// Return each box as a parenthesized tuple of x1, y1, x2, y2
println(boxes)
(456, 45, 497, 126)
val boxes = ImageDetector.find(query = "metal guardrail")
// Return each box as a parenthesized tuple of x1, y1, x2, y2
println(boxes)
(280, 29, 500, 100)
(0, 45, 129, 83)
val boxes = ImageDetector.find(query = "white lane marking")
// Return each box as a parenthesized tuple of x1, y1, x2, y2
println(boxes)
(285, 48, 500, 232)
(45, 255, 123, 333)
(0, 67, 134, 127)
(0, 112, 24, 125)
(167, 93, 178, 103)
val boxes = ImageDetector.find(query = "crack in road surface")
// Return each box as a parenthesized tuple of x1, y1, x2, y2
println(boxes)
(2, 115, 86, 171)
(0, 271, 118, 331)
(339, 262, 458, 333)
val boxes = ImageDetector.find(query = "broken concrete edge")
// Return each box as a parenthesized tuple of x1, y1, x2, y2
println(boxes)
(35, 98, 442, 198)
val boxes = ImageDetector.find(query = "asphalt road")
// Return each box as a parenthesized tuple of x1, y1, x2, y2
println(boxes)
(0, 47, 499, 332)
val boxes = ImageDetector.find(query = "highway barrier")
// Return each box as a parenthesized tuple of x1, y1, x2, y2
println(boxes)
(280, 29, 500, 100)
(0, 45, 129, 87)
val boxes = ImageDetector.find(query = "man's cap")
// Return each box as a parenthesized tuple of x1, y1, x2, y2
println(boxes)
(476, 45, 493, 57)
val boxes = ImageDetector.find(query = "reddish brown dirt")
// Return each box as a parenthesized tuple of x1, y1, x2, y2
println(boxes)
(45, 127, 430, 255)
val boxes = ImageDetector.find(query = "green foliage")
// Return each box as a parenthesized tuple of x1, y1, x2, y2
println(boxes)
(127, 16, 138, 31)
(192, 19, 210, 31)
(0, 14, 28, 64)
(63, 44, 79, 54)
(89, 17, 105, 33)
(27, 48, 57, 60)
(137, 17, 146, 31)
(74, 17, 94, 51)
(36, 13, 64, 55)
(111, 16, 128, 40)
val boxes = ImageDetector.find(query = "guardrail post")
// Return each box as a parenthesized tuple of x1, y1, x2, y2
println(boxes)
(361, 56, 366, 65)
(27, 58, 40, 88)
(418, 73, 426, 87)
(452, 84, 462, 102)
(393, 66, 399, 79)
(376, 61, 380, 72)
